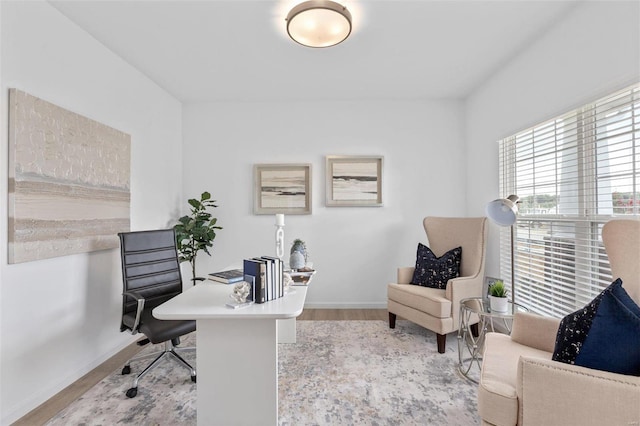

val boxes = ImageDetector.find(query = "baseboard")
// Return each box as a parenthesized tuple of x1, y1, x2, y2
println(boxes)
(303, 302, 388, 309)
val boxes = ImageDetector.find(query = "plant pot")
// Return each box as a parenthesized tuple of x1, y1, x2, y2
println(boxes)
(489, 295, 508, 312)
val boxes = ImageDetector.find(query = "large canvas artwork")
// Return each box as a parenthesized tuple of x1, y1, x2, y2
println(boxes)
(8, 89, 131, 263)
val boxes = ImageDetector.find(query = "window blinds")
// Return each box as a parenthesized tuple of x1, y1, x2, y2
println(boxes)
(498, 84, 639, 318)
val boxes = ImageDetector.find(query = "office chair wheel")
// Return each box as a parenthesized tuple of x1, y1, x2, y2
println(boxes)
(191, 375, 196, 383)
(126, 387, 138, 398)
(121, 365, 131, 375)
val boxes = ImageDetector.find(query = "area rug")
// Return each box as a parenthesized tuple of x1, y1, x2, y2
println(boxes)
(46, 320, 479, 425)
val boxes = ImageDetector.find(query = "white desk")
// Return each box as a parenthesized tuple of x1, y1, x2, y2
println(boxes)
(153, 283, 307, 426)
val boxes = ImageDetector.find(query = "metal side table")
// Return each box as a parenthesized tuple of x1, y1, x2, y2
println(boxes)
(457, 297, 529, 383)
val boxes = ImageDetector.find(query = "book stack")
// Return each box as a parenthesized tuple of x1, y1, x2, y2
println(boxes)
(243, 256, 285, 304)
(208, 269, 244, 284)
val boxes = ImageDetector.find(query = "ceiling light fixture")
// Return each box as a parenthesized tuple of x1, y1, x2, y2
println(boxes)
(286, 1, 352, 48)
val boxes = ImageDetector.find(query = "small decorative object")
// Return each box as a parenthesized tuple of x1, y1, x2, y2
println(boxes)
(275, 214, 285, 260)
(226, 281, 254, 309)
(230, 281, 251, 303)
(488, 280, 508, 312)
(289, 267, 317, 285)
(289, 238, 307, 270)
(283, 272, 293, 293)
(174, 191, 222, 283)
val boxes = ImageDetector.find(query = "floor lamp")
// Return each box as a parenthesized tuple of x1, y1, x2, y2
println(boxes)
(486, 195, 520, 302)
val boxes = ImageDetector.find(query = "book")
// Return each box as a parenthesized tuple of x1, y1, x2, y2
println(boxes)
(262, 256, 283, 299)
(243, 259, 266, 303)
(208, 269, 244, 284)
(256, 257, 273, 301)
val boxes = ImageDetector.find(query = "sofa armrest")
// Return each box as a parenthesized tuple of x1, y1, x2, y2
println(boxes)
(510, 312, 560, 353)
(517, 356, 640, 426)
(397, 267, 414, 284)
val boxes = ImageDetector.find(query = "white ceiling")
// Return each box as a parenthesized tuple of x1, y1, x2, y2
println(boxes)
(49, 0, 580, 102)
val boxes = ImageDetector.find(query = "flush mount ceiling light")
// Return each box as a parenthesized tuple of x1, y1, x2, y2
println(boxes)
(286, 1, 352, 48)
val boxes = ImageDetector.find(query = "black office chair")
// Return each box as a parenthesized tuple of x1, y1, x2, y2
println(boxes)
(118, 229, 196, 398)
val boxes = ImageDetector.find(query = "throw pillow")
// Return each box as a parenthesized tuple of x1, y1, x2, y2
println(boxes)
(410, 243, 462, 289)
(552, 278, 640, 376)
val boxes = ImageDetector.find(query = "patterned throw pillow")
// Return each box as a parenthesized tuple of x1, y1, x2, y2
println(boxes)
(410, 243, 462, 289)
(552, 278, 640, 376)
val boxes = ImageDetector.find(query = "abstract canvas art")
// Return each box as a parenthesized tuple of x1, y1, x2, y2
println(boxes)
(253, 164, 311, 214)
(326, 156, 383, 206)
(8, 89, 131, 263)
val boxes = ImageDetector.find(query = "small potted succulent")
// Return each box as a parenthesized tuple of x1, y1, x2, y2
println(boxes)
(488, 280, 508, 312)
(289, 239, 307, 270)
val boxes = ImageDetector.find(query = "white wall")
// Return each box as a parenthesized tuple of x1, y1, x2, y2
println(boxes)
(0, 2, 183, 423)
(182, 100, 466, 307)
(465, 0, 640, 277)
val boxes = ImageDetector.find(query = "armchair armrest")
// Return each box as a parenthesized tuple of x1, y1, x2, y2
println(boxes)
(517, 356, 640, 425)
(446, 274, 484, 329)
(511, 312, 560, 352)
(123, 290, 146, 335)
(397, 267, 415, 284)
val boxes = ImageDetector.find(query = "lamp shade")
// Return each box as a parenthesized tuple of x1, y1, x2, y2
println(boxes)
(286, 1, 352, 48)
(486, 195, 520, 226)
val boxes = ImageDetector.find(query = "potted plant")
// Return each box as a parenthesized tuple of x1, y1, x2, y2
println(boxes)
(289, 239, 307, 270)
(174, 191, 222, 283)
(488, 280, 508, 312)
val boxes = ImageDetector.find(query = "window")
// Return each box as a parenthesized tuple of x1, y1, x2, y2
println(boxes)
(499, 84, 639, 318)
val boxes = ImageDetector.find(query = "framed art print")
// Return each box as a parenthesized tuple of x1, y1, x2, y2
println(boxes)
(254, 163, 312, 214)
(326, 155, 383, 207)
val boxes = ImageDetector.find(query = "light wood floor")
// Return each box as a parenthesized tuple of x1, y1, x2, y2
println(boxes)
(14, 309, 388, 426)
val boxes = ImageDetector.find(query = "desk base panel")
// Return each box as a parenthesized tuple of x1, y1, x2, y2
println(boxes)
(197, 319, 277, 426)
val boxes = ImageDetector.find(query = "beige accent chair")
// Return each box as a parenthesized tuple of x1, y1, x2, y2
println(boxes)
(478, 219, 640, 426)
(387, 217, 488, 353)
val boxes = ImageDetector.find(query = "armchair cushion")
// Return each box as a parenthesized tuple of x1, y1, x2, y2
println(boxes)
(552, 278, 640, 376)
(410, 243, 461, 289)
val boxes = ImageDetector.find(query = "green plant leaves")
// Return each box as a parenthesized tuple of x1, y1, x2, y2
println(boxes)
(173, 192, 223, 279)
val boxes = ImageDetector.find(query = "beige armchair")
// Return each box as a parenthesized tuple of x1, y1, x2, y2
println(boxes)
(387, 217, 488, 353)
(478, 219, 640, 426)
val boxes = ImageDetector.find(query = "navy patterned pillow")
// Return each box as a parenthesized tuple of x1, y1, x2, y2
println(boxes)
(552, 278, 640, 376)
(410, 243, 462, 289)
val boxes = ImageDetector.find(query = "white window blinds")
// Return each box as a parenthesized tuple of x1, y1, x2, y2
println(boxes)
(499, 84, 639, 318)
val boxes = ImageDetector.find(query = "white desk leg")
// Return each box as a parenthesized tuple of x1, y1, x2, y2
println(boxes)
(197, 318, 277, 426)
(277, 318, 296, 344)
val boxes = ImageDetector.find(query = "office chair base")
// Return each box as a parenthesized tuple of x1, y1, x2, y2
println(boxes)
(122, 340, 196, 398)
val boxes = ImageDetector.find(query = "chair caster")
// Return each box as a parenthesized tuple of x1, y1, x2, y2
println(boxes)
(191, 375, 197, 383)
(121, 365, 131, 375)
(126, 387, 138, 398)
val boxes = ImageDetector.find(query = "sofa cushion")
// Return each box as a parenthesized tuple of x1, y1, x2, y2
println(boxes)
(410, 243, 461, 289)
(479, 333, 552, 426)
(552, 278, 640, 376)
(387, 283, 451, 318)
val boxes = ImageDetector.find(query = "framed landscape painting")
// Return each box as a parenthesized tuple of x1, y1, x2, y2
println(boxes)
(254, 164, 312, 214)
(326, 156, 383, 207)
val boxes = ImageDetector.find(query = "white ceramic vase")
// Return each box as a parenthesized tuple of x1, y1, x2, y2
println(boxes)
(489, 295, 508, 312)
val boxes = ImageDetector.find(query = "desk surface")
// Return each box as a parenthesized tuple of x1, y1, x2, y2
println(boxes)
(153, 282, 307, 320)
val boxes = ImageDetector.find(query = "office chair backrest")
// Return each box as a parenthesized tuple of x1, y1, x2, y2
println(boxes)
(118, 229, 184, 330)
